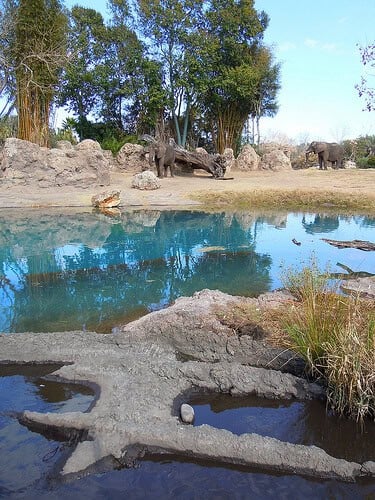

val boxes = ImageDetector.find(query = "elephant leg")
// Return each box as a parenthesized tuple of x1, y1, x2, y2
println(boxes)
(318, 154, 323, 169)
(155, 159, 163, 178)
(170, 162, 175, 177)
(158, 157, 165, 178)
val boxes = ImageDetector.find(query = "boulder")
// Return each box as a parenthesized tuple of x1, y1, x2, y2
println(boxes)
(91, 190, 121, 208)
(131, 171, 161, 190)
(0, 138, 110, 188)
(116, 143, 148, 172)
(223, 148, 235, 173)
(235, 144, 260, 171)
(260, 149, 292, 171)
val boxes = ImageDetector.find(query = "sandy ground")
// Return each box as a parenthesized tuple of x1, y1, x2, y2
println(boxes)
(0, 168, 374, 209)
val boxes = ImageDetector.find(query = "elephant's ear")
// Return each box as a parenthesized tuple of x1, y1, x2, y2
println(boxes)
(315, 142, 327, 153)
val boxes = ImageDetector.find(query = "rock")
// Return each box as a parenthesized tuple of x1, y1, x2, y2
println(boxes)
(116, 143, 148, 172)
(223, 148, 235, 173)
(260, 149, 292, 171)
(91, 190, 121, 208)
(343, 160, 357, 169)
(131, 171, 161, 190)
(0, 288, 371, 482)
(235, 144, 260, 171)
(195, 147, 209, 155)
(341, 276, 375, 298)
(180, 403, 195, 424)
(75, 139, 102, 151)
(55, 140, 74, 150)
(0, 138, 110, 188)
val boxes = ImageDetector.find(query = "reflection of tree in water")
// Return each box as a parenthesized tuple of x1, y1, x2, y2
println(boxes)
(302, 214, 340, 234)
(0, 211, 273, 333)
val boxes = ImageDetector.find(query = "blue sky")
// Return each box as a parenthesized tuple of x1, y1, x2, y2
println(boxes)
(64, 0, 374, 143)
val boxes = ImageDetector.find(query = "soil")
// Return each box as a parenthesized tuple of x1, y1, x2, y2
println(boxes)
(1, 168, 374, 209)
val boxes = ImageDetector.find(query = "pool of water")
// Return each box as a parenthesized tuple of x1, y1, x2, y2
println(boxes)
(1, 366, 374, 499)
(1, 208, 374, 334)
(1, 208, 374, 498)
(191, 393, 375, 463)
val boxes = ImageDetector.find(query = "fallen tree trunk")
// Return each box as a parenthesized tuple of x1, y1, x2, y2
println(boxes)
(174, 147, 226, 178)
(321, 238, 375, 251)
(140, 135, 228, 179)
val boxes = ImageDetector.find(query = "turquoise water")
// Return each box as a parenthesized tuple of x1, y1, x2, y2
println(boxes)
(1, 209, 374, 333)
(1, 209, 375, 498)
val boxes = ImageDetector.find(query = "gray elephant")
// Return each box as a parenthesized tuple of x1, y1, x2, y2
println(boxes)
(305, 141, 343, 170)
(149, 139, 176, 178)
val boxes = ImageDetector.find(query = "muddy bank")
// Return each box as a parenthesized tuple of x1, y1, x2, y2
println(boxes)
(0, 289, 374, 481)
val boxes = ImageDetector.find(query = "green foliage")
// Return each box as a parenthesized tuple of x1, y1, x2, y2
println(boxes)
(11, 0, 68, 145)
(0, 115, 17, 142)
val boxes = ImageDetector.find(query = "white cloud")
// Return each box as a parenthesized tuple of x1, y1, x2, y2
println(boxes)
(278, 41, 296, 52)
(304, 38, 341, 54)
(304, 38, 319, 48)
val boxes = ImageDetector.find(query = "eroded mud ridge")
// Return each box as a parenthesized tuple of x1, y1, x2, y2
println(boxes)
(0, 290, 374, 481)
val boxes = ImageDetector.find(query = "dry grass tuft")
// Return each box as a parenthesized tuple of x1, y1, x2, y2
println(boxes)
(280, 264, 375, 421)
(192, 189, 375, 212)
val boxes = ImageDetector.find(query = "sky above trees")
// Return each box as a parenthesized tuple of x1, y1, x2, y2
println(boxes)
(64, 0, 374, 143)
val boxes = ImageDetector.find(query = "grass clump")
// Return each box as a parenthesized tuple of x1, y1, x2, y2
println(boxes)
(281, 263, 375, 422)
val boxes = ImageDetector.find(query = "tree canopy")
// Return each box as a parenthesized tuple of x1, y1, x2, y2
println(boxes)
(0, 0, 281, 151)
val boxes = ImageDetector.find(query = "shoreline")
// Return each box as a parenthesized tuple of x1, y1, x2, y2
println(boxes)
(0, 169, 374, 211)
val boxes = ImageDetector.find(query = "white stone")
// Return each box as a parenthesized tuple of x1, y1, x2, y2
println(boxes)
(180, 403, 195, 424)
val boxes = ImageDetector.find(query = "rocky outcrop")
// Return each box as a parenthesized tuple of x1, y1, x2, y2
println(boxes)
(91, 190, 121, 208)
(115, 143, 148, 172)
(0, 138, 110, 188)
(222, 148, 235, 173)
(1, 289, 374, 481)
(131, 171, 161, 190)
(235, 144, 260, 171)
(260, 149, 293, 171)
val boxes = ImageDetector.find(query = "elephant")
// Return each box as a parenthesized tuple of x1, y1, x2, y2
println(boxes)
(305, 141, 344, 170)
(148, 139, 176, 178)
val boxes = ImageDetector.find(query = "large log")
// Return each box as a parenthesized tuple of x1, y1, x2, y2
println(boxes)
(140, 135, 227, 178)
(174, 147, 226, 178)
(322, 238, 375, 251)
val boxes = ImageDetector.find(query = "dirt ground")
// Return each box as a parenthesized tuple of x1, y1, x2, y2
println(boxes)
(0, 168, 374, 209)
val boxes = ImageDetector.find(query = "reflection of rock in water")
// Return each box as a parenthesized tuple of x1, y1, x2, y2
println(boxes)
(302, 214, 340, 234)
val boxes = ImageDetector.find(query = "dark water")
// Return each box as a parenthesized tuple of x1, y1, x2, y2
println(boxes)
(0, 209, 374, 498)
(1, 209, 374, 334)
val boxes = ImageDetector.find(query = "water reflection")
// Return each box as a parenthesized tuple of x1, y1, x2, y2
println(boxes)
(0, 209, 374, 334)
(302, 214, 339, 234)
(191, 393, 375, 463)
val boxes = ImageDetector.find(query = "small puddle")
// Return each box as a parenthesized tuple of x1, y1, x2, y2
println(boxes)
(0, 364, 95, 495)
(190, 393, 375, 463)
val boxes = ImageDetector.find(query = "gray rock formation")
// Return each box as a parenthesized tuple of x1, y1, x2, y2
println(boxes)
(131, 171, 161, 190)
(222, 148, 235, 173)
(235, 144, 260, 171)
(260, 149, 293, 171)
(116, 143, 148, 172)
(91, 190, 121, 208)
(0, 289, 373, 482)
(0, 138, 110, 188)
